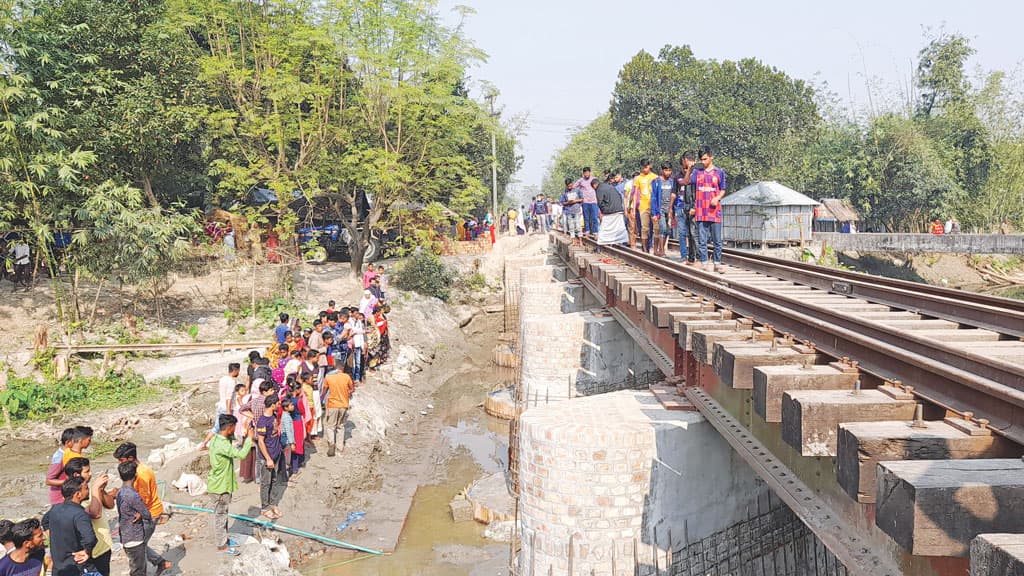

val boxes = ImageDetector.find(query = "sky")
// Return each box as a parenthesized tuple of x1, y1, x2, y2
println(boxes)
(436, 0, 1023, 201)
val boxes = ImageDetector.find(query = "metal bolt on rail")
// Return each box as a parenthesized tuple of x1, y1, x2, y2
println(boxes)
(911, 404, 927, 428)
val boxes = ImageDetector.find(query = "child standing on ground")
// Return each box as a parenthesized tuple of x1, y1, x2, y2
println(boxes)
(115, 461, 155, 576)
(279, 397, 296, 486)
(45, 428, 76, 505)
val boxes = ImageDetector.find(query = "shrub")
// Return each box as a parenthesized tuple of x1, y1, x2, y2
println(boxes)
(461, 271, 489, 292)
(0, 370, 158, 422)
(393, 250, 455, 301)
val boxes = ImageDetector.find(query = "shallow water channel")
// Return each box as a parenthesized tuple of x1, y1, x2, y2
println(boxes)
(320, 367, 513, 576)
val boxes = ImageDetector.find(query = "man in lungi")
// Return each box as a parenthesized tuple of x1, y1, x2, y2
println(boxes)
(593, 178, 629, 246)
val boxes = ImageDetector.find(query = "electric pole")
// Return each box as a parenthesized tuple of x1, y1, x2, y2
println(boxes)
(485, 91, 498, 217)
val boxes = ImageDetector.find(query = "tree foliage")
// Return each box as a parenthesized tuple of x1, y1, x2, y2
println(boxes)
(543, 113, 648, 193)
(610, 46, 819, 187)
(0, 0, 522, 322)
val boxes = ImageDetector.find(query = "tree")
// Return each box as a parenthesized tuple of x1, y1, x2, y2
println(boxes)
(542, 113, 649, 194)
(176, 0, 511, 275)
(72, 183, 199, 320)
(0, 7, 99, 327)
(320, 0, 498, 275)
(963, 72, 1024, 229)
(916, 32, 974, 118)
(914, 33, 990, 198)
(11, 0, 208, 208)
(862, 115, 961, 231)
(611, 45, 819, 187)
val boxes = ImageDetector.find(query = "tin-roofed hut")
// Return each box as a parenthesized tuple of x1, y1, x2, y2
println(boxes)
(721, 181, 819, 247)
(813, 198, 862, 233)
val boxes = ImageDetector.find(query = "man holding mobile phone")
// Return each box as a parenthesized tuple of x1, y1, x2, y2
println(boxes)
(206, 414, 254, 557)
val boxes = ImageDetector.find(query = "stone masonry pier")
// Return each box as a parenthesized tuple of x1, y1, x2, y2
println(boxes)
(516, 389, 763, 576)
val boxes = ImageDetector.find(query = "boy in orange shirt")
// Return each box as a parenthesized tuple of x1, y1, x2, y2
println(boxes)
(321, 369, 354, 457)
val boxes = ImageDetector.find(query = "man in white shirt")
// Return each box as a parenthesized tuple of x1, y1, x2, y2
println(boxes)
(218, 363, 241, 415)
(9, 240, 30, 289)
(346, 312, 366, 385)
(201, 363, 241, 450)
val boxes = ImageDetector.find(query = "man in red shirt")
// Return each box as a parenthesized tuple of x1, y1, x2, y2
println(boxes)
(690, 146, 727, 272)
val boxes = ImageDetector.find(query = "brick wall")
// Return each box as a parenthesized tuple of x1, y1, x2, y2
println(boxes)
(516, 390, 769, 576)
(518, 264, 566, 285)
(519, 314, 586, 403)
(504, 256, 550, 329)
(517, 396, 654, 575)
(439, 236, 493, 256)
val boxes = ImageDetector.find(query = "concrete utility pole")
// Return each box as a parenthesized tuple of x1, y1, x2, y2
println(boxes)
(485, 91, 498, 217)
(490, 130, 498, 217)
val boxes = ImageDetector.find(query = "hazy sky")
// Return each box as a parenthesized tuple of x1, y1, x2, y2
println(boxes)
(436, 0, 1023, 198)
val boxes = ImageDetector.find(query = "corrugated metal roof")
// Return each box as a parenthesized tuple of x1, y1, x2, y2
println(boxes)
(817, 198, 860, 222)
(720, 181, 820, 206)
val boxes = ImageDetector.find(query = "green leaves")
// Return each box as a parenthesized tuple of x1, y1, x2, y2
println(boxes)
(610, 46, 819, 187)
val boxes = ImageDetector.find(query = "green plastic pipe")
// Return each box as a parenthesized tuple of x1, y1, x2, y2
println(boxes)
(167, 502, 383, 555)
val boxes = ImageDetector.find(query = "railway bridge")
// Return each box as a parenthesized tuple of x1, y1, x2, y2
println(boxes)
(502, 233, 1024, 576)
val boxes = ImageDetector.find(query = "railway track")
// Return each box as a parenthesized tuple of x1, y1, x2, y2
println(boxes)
(719, 247, 1024, 338)
(578, 236, 1024, 444)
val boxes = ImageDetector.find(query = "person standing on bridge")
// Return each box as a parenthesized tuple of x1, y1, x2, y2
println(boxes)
(594, 178, 629, 246)
(573, 167, 600, 238)
(623, 171, 638, 248)
(633, 160, 658, 253)
(649, 163, 676, 258)
(672, 152, 698, 265)
(560, 177, 584, 247)
(691, 146, 727, 272)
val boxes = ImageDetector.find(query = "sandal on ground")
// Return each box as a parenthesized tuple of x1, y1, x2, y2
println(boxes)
(260, 510, 280, 521)
(217, 547, 240, 556)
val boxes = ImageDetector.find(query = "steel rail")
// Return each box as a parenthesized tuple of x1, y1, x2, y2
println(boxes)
(720, 248, 1024, 338)
(576, 239, 1024, 444)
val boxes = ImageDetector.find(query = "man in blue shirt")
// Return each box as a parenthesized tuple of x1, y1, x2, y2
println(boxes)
(649, 164, 676, 258)
(274, 313, 290, 345)
(0, 518, 45, 576)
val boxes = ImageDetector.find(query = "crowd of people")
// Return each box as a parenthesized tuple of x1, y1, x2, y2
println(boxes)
(2, 264, 394, 575)
(553, 146, 728, 271)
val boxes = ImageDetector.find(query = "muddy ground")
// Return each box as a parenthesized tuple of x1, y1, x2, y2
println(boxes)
(0, 234, 547, 576)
